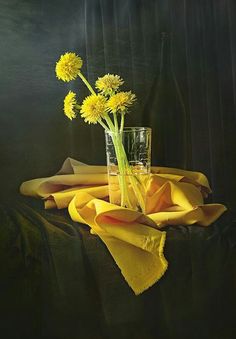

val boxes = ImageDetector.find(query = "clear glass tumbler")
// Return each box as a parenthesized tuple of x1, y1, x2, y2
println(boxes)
(105, 127, 152, 213)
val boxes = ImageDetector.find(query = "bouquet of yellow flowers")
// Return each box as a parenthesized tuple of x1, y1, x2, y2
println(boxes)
(55, 52, 148, 212)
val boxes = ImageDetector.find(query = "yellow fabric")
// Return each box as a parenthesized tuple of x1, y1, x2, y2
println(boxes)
(20, 157, 227, 295)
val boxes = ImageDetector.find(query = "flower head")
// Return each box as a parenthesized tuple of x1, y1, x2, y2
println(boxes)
(107, 91, 136, 113)
(63, 91, 78, 120)
(55, 52, 83, 82)
(95, 74, 124, 95)
(80, 94, 107, 124)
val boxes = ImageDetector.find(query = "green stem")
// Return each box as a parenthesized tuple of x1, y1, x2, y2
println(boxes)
(104, 117, 146, 212)
(113, 112, 119, 131)
(120, 112, 125, 132)
(78, 72, 96, 95)
(99, 120, 109, 131)
(102, 116, 130, 207)
(112, 134, 133, 208)
(120, 141, 146, 213)
(104, 114, 115, 131)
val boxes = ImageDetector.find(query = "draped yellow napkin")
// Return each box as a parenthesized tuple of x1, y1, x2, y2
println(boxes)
(20, 157, 226, 295)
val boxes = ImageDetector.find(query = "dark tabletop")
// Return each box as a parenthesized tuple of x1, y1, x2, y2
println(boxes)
(0, 195, 236, 339)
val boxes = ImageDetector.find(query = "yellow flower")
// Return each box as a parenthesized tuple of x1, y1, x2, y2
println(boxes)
(107, 91, 136, 113)
(55, 52, 83, 82)
(95, 74, 124, 95)
(64, 91, 77, 120)
(80, 94, 107, 124)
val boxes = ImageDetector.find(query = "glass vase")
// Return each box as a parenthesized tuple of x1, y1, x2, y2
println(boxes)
(105, 127, 152, 213)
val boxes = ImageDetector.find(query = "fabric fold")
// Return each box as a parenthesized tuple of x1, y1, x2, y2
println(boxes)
(69, 192, 168, 295)
(19, 157, 227, 294)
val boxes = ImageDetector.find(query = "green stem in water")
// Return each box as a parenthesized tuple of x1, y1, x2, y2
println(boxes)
(106, 122, 146, 212)
(103, 115, 145, 212)
(103, 115, 131, 207)
(119, 141, 146, 213)
(78, 72, 96, 95)
(112, 134, 133, 208)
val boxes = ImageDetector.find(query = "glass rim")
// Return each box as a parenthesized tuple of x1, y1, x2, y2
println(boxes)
(105, 127, 151, 134)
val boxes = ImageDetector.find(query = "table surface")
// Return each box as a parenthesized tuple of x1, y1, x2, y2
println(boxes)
(0, 195, 236, 339)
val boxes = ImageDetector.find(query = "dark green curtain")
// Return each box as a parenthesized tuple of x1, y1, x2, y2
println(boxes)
(0, 0, 235, 211)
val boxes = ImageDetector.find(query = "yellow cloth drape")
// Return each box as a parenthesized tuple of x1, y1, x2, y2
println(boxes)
(20, 158, 226, 295)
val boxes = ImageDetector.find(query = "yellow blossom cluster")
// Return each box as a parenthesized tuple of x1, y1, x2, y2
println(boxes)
(55, 52, 136, 125)
(63, 91, 77, 120)
(80, 95, 107, 124)
(95, 74, 124, 95)
(106, 91, 136, 114)
(56, 52, 82, 82)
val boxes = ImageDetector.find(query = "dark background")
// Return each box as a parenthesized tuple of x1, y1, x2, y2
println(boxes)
(0, 2, 236, 339)
(0, 0, 236, 211)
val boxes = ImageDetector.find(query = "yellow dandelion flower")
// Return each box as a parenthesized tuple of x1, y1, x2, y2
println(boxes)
(95, 74, 124, 95)
(55, 52, 83, 82)
(64, 91, 77, 120)
(107, 91, 136, 113)
(80, 94, 107, 124)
